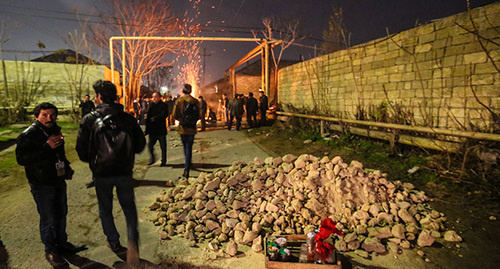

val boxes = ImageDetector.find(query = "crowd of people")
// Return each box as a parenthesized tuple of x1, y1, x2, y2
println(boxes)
(12, 81, 272, 268)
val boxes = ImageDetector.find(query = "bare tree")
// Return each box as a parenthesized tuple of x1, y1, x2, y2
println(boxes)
(85, 0, 186, 110)
(320, 5, 347, 55)
(144, 65, 175, 93)
(61, 28, 96, 122)
(256, 17, 303, 105)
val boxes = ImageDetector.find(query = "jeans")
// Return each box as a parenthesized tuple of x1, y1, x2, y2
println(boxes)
(30, 182, 68, 252)
(94, 175, 138, 245)
(180, 134, 195, 174)
(148, 134, 167, 164)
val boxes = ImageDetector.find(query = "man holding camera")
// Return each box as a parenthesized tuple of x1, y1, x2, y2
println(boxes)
(16, 102, 78, 267)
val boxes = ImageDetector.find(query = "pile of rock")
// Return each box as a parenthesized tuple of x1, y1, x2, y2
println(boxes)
(150, 154, 462, 257)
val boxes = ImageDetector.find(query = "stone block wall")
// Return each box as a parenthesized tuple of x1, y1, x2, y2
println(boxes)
(279, 2, 500, 131)
(0, 61, 106, 109)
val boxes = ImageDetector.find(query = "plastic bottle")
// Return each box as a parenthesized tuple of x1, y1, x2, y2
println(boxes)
(299, 243, 309, 263)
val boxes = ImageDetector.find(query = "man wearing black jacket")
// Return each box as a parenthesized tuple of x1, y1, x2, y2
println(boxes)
(145, 92, 169, 166)
(16, 102, 77, 267)
(76, 80, 146, 267)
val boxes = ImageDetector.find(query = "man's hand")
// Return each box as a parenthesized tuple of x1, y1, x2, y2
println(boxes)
(47, 135, 64, 149)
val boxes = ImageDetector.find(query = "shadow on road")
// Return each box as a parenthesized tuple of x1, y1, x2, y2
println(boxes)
(0, 240, 9, 269)
(161, 163, 230, 170)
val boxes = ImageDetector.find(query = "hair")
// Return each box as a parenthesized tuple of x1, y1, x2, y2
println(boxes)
(198, 96, 203, 99)
(34, 102, 58, 117)
(249, 92, 254, 97)
(182, 84, 192, 94)
(93, 80, 117, 104)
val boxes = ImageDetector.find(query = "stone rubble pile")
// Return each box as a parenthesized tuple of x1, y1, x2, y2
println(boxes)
(150, 154, 462, 257)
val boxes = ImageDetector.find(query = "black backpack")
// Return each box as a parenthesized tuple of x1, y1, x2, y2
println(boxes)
(91, 112, 134, 175)
(181, 102, 200, 129)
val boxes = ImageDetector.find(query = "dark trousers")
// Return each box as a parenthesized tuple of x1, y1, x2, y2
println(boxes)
(180, 134, 195, 174)
(200, 111, 207, 131)
(259, 109, 267, 126)
(94, 175, 139, 246)
(247, 111, 257, 128)
(30, 183, 68, 252)
(148, 134, 167, 164)
(228, 115, 242, 130)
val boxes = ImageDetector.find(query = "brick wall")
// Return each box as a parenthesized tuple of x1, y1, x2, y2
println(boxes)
(278, 2, 500, 131)
(0, 61, 106, 109)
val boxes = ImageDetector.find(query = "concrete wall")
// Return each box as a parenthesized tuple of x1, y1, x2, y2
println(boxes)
(278, 2, 500, 131)
(0, 61, 106, 109)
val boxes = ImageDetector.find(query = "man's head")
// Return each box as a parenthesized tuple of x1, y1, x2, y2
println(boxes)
(85, 94, 90, 101)
(34, 102, 58, 128)
(198, 96, 203, 100)
(152, 92, 161, 103)
(182, 84, 192, 94)
(249, 92, 254, 97)
(259, 90, 264, 95)
(93, 80, 117, 104)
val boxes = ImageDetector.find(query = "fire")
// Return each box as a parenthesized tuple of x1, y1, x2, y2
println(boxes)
(176, 0, 202, 97)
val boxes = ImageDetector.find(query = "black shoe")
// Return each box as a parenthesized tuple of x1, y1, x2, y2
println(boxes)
(45, 251, 68, 267)
(85, 181, 95, 188)
(106, 241, 127, 253)
(58, 242, 87, 254)
(148, 161, 155, 165)
(182, 171, 189, 178)
(160, 163, 167, 167)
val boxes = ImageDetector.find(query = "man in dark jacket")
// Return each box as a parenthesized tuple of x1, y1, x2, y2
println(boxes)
(228, 94, 244, 131)
(16, 102, 78, 267)
(79, 94, 95, 118)
(146, 92, 169, 166)
(258, 89, 269, 126)
(245, 92, 258, 128)
(198, 96, 207, 131)
(76, 80, 146, 267)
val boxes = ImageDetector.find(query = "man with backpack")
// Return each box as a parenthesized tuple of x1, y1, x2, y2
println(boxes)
(75, 80, 146, 267)
(172, 84, 200, 178)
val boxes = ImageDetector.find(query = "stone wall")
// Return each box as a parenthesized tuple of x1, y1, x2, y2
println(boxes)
(278, 2, 500, 131)
(0, 60, 107, 109)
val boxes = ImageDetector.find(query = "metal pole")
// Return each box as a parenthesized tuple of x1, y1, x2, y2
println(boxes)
(109, 38, 114, 84)
(264, 40, 270, 95)
(122, 40, 126, 109)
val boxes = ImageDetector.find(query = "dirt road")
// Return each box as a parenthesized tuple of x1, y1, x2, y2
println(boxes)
(0, 128, 273, 268)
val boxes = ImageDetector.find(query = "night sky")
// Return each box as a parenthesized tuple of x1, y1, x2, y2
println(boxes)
(0, 0, 497, 86)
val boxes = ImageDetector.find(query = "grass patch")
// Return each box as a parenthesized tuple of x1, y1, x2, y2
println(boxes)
(0, 121, 80, 193)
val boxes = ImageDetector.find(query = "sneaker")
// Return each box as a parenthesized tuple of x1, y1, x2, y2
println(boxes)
(45, 251, 68, 267)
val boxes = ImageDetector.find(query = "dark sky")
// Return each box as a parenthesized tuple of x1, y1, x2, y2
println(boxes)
(0, 0, 497, 86)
